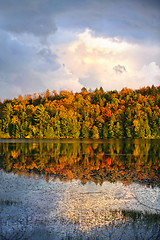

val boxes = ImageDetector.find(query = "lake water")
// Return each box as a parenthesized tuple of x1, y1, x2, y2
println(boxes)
(0, 139, 160, 240)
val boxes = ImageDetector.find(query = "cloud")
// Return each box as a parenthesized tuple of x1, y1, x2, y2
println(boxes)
(0, 26, 159, 100)
(55, 0, 160, 42)
(0, 0, 159, 42)
(0, 31, 61, 99)
(36, 47, 60, 71)
(137, 62, 160, 86)
(58, 29, 160, 91)
(113, 65, 127, 74)
(0, 31, 36, 74)
(0, 1, 159, 99)
(0, 77, 23, 101)
(0, 0, 57, 38)
(40, 66, 83, 92)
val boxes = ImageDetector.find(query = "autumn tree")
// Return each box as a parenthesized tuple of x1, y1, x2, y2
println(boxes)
(91, 125, 99, 139)
(0, 86, 159, 139)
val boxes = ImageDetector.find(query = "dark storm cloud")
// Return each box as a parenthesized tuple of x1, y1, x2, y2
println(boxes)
(55, 0, 160, 42)
(0, 0, 159, 41)
(0, 0, 57, 37)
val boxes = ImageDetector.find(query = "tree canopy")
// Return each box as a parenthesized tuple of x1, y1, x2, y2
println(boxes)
(0, 85, 160, 139)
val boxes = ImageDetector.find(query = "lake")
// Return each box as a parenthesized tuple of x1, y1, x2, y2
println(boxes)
(0, 139, 160, 240)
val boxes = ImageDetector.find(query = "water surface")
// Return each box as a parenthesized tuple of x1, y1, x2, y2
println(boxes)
(0, 139, 160, 239)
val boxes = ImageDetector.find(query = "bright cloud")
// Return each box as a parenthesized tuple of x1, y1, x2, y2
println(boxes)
(57, 29, 160, 90)
(38, 66, 83, 92)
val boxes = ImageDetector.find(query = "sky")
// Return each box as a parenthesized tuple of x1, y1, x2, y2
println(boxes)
(0, 0, 160, 100)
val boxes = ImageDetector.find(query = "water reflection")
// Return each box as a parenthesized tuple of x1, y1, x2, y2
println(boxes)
(0, 139, 160, 187)
(57, 181, 160, 231)
(0, 139, 160, 239)
(0, 172, 160, 239)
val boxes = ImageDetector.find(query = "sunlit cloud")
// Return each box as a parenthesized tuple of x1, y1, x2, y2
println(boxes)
(39, 66, 83, 92)
(57, 29, 160, 91)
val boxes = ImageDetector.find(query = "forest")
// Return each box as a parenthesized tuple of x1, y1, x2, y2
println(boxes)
(0, 85, 160, 139)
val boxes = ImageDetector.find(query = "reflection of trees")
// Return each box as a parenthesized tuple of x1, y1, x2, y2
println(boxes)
(120, 210, 160, 240)
(104, 211, 160, 240)
(0, 139, 160, 240)
(0, 140, 160, 187)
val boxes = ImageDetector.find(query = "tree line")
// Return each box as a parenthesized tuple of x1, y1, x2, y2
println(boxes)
(0, 85, 160, 138)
